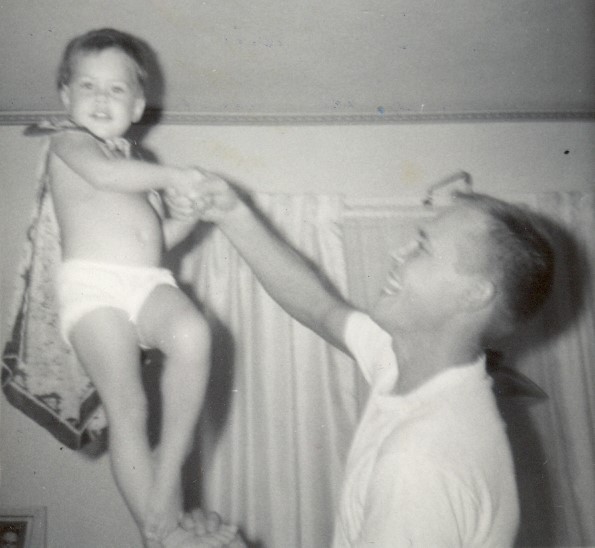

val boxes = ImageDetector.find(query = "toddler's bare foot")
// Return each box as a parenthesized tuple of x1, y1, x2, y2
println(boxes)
(180, 509, 244, 547)
(228, 535, 248, 548)
(161, 527, 202, 547)
(143, 534, 164, 548)
(204, 523, 239, 546)
(143, 482, 183, 545)
(162, 525, 242, 548)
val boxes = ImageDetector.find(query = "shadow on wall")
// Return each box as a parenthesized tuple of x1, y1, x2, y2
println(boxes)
(170, 223, 266, 547)
(126, 33, 165, 148)
(489, 210, 590, 547)
(490, 353, 556, 547)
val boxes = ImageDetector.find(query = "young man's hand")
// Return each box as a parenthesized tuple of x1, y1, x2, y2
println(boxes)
(165, 169, 239, 223)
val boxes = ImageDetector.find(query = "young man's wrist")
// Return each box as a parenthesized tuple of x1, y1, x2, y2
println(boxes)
(218, 199, 252, 231)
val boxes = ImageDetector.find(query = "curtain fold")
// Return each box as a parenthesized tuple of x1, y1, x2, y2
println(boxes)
(179, 194, 358, 548)
(505, 192, 595, 546)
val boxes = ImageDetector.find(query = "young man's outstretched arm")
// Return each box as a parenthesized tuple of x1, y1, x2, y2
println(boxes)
(165, 178, 353, 353)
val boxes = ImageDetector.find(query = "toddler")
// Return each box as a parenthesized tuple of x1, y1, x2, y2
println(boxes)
(43, 28, 239, 547)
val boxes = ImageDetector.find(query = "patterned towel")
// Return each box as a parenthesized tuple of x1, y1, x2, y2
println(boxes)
(1, 119, 133, 449)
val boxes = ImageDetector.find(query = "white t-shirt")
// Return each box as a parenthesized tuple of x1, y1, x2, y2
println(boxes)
(332, 311, 519, 547)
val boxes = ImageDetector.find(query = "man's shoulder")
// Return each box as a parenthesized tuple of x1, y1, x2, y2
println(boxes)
(345, 310, 392, 359)
(343, 311, 395, 384)
(344, 311, 390, 348)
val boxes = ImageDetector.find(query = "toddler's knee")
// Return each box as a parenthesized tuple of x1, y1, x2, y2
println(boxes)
(167, 312, 211, 357)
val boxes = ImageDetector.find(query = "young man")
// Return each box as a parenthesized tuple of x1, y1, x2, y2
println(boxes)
(168, 180, 555, 547)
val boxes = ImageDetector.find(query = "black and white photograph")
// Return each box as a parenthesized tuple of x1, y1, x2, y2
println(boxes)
(0, 1, 593, 547)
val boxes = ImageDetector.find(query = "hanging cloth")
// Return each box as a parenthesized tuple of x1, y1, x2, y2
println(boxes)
(1, 119, 131, 449)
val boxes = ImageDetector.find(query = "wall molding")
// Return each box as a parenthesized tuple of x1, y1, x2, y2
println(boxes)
(1, 110, 594, 126)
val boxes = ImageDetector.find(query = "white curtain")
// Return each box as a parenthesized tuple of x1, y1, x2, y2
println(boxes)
(179, 190, 594, 547)
(178, 194, 358, 548)
(504, 192, 595, 547)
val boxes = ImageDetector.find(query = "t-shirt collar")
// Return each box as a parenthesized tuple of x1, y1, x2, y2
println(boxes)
(377, 354, 487, 414)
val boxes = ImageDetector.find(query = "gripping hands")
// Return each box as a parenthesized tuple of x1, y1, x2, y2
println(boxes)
(165, 169, 238, 224)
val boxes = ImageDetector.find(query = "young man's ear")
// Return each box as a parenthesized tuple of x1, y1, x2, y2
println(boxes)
(132, 95, 146, 123)
(464, 277, 496, 311)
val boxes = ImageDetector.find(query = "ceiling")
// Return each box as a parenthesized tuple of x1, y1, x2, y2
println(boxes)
(1, 0, 594, 117)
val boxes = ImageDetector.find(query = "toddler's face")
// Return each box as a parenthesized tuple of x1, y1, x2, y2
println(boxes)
(60, 48, 145, 140)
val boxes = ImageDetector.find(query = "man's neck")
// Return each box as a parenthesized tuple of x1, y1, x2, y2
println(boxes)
(391, 330, 483, 396)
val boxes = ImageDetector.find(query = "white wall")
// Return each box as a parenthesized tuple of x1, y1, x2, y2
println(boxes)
(141, 122, 595, 197)
(1, 121, 593, 548)
(2, 1, 594, 114)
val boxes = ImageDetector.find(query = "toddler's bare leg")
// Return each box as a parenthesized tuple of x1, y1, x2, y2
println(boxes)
(137, 285, 212, 543)
(69, 308, 154, 538)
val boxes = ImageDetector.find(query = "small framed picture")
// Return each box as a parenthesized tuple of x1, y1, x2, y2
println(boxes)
(0, 507, 46, 548)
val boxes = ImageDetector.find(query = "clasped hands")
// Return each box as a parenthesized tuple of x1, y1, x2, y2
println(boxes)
(166, 168, 237, 223)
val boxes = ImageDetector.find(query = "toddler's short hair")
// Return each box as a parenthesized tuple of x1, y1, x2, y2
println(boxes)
(57, 28, 149, 94)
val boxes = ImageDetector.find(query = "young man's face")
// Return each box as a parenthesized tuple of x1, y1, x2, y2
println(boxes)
(60, 47, 145, 140)
(371, 206, 491, 334)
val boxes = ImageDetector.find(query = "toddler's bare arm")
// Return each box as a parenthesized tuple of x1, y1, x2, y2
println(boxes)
(51, 130, 202, 194)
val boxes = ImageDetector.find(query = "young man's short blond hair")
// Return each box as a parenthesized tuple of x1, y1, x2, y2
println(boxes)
(453, 191, 555, 340)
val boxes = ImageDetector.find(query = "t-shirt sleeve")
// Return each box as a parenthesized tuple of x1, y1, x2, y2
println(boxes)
(343, 311, 395, 385)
